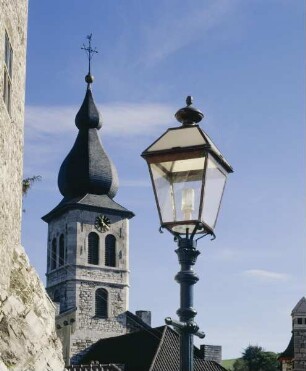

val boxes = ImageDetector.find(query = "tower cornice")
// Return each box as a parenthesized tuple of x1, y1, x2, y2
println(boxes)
(42, 194, 134, 223)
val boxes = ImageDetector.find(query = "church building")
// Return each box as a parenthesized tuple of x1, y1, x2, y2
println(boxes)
(42, 69, 150, 365)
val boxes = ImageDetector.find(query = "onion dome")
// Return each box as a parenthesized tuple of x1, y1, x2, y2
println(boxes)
(58, 75, 119, 199)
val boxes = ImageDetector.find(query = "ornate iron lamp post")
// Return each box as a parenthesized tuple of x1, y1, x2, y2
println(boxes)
(141, 96, 233, 371)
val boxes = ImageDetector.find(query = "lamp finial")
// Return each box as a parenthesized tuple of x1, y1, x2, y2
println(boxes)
(175, 96, 204, 126)
(186, 96, 193, 106)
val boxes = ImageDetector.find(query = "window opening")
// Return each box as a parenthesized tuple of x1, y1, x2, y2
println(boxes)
(105, 235, 116, 267)
(88, 232, 99, 265)
(59, 234, 65, 266)
(47, 248, 50, 271)
(95, 288, 108, 318)
(51, 238, 57, 270)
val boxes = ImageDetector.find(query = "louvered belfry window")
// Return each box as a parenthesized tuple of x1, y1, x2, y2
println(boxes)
(105, 235, 116, 267)
(59, 234, 65, 266)
(95, 288, 108, 318)
(51, 238, 57, 270)
(88, 232, 99, 265)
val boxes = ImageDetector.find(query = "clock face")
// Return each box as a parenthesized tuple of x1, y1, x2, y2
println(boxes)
(95, 215, 111, 233)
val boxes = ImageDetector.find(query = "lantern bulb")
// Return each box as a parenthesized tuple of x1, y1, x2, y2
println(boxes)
(181, 188, 195, 220)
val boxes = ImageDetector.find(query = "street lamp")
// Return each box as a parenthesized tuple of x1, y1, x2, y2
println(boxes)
(141, 96, 233, 371)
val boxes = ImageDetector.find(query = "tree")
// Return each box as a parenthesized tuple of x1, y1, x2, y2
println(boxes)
(243, 345, 264, 371)
(259, 351, 279, 371)
(232, 345, 279, 371)
(232, 358, 246, 371)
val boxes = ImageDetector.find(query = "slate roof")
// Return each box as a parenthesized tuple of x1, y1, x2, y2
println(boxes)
(80, 325, 226, 371)
(278, 335, 294, 361)
(125, 310, 152, 331)
(292, 297, 306, 316)
(42, 194, 134, 222)
(58, 82, 118, 200)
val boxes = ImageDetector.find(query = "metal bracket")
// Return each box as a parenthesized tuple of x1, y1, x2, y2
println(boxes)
(165, 317, 205, 339)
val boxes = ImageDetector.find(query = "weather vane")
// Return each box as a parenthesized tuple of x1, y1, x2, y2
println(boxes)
(81, 34, 98, 75)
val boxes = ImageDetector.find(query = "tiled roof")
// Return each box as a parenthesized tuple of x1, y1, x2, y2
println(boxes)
(150, 327, 226, 371)
(80, 325, 226, 371)
(81, 326, 162, 370)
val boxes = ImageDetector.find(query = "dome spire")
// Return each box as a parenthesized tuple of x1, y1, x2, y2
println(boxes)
(81, 33, 98, 88)
(57, 36, 119, 199)
(76, 34, 101, 130)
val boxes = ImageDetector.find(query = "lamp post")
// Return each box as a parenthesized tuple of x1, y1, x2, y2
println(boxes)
(141, 96, 233, 371)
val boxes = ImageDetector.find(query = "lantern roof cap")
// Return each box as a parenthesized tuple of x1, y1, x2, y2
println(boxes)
(142, 96, 233, 173)
(175, 96, 204, 126)
(142, 125, 233, 173)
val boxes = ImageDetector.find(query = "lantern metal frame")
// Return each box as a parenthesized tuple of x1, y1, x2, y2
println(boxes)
(142, 124, 232, 238)
(141, 97, 233, 371)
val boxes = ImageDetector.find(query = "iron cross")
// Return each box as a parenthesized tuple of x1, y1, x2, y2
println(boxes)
(81, 34, 98, 74)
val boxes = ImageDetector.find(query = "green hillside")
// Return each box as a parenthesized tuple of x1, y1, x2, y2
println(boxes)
(221, 358, 237, 370)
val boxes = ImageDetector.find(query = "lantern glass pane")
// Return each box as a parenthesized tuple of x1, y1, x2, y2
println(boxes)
(150, 156, 205, 226)
(201, 154, 227, 229)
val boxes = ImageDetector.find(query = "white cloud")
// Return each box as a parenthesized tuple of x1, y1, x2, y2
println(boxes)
(25, 102, 175, 139)
(25, 106, 75, 139)
(23, 101, 175, 181)
(243, 269, 290, 282)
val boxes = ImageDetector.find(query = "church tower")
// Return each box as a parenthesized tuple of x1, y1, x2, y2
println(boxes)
(292, 297, 306, 371)
(42, 66, 134, 365)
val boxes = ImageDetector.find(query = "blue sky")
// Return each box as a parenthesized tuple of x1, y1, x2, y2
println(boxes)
(22, 0, 305, 359)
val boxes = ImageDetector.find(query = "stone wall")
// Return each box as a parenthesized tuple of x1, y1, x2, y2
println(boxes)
(293, 328, 306, 370)
(0, 0, 27, 296)
(45, 207, 130, 365)
(0, 1, 65, 369)
(0, 244, 64, 370)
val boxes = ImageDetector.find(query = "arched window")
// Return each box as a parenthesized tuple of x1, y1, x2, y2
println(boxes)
(59, 234, 65, 266)
(95, 288, 108, 318)
(51, 238, 57, 270)
(88, 232, 99, 265)
(105, 235, 116, 267)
